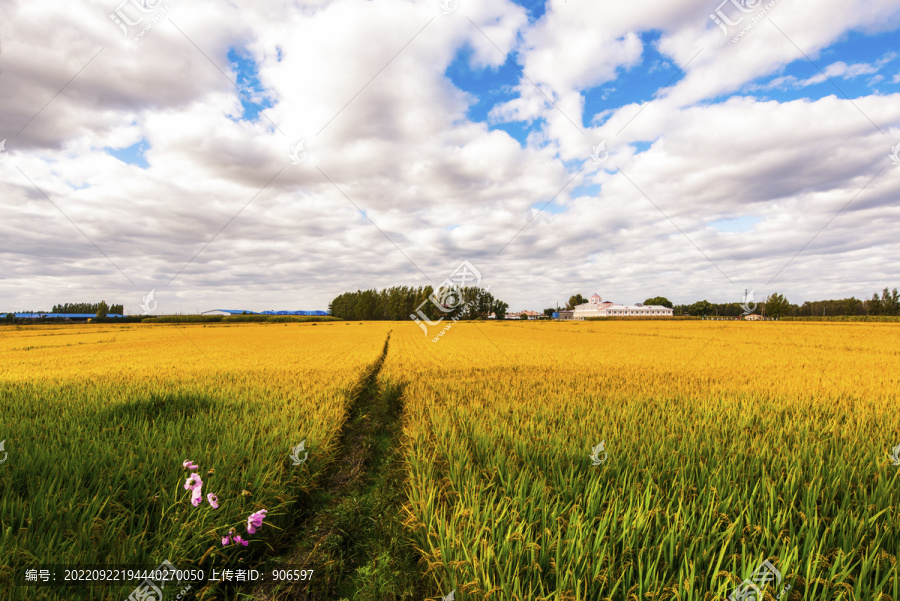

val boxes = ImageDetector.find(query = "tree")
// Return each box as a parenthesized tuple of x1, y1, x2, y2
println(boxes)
(868, 292, 883, 315)
(4, 313, 13, 324)
(519, 312, 529, 320)
(686, 300, 714, 316)
(96, 301, 109, 320)
(764, 292, 790, 318)
(881, 287, 899, 316)
(328, 285, 504, 322)
(492, 300, 508, 320)
(458, 286, 495, 320)
(644, 296, 673, 309)
(544, 307, 556, 317)
(566, 294, 587, 310)
(843, 297, 862, 316)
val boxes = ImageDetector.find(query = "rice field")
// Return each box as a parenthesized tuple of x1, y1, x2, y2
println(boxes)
(2, 320, 899, 600)
(0, 322, 391, 600)
(385, 320, 900, 600)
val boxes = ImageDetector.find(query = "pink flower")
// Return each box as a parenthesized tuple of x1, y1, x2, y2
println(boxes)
(190, 486, 203, 507)
(207, 493, 219, 509)
(184, 473, 203, 491)
(222, 529, 236, 546)
(246, 509, 267, 534)
(183, 460, 199, 470)
(222, 528, 248, 547)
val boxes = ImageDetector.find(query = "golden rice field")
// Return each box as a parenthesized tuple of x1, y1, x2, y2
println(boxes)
(0, 322, 391, 601)
(1, 320, 899, 600)
(384, 320, 900, 600)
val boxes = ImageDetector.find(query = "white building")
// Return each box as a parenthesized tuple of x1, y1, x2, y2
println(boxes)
(201, 309, 252, 316)
(572, 294, 673, 319)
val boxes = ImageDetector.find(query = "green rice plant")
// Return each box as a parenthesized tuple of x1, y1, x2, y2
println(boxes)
(387, 321, 900, 600)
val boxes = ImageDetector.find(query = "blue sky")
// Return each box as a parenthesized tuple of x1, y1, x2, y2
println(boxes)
(107, 137, 149, 169)
(512, 0, 547, 22)
(226, 47, 274, 122)
(735, 30, 899, 105)
(440, 14, 900, 148)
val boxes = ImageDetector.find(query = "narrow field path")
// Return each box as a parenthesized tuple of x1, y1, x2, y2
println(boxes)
(247, 332, 426, 601)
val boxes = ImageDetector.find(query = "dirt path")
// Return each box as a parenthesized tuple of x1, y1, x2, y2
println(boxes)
(244, 332, 426, 601)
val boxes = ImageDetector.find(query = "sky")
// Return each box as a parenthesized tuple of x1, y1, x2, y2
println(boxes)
(1, 0, 899, 314)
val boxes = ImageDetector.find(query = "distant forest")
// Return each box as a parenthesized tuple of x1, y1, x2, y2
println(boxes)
(672, 287, 900, 318)
(329, 286, 507, 321)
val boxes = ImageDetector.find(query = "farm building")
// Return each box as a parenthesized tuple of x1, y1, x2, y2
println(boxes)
(505, 310, 542, 320)
(572, 294, 673, 319)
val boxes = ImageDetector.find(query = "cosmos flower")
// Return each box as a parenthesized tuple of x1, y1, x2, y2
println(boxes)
(207, 493, 219, 509)
(247, 509, 268, 534)
(222, 527, 249, 547)
(184, 473, 203, 491)
(222, 528, 236, 546)
(183, 460, 199, 470)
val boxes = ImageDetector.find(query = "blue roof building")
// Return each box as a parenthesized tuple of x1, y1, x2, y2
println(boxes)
(12, 313, 125, 319)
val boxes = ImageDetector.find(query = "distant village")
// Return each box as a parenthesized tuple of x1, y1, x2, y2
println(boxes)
(497, 293, 675, 320)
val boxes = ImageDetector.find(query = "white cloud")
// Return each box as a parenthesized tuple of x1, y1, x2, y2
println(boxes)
(744, 54, 896, 91)
(798, 60, 883, 86)
(1, 0, 900, 316)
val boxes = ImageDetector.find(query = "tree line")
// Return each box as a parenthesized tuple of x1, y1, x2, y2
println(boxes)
(329, 285, 508, 321)
(674, 287, 900, 318)
(51, 301, 124, 315)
